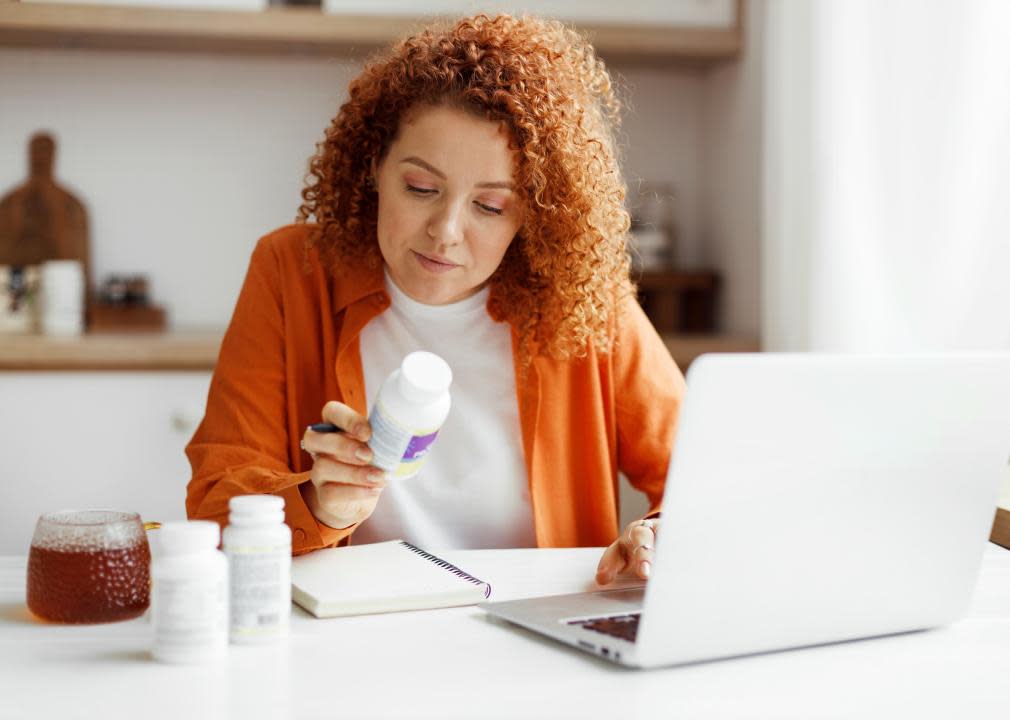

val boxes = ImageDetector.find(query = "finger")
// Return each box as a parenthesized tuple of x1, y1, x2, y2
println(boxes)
(621, 521, 657, 580)
(630, 542, 655, 580)
(302, 429, 373, 466)
(320, 401, 371, 442)
(311, 456, 387, 489)
(316, 481, 384, 506)
(595, 540, 631, 586)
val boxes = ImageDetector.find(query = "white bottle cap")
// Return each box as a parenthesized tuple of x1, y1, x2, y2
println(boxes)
(399, 351, 453, 403)
(158, 521, 220, 555)
(228, 495, 285, 525)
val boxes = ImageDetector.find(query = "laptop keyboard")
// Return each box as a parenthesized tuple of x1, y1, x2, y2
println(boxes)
(568, 612, 641, 643)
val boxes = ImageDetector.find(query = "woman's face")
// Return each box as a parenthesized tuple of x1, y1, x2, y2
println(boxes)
(374, 104, 524, 305)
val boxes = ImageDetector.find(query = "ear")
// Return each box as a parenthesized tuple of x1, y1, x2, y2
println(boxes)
(369, 157, 379, 189)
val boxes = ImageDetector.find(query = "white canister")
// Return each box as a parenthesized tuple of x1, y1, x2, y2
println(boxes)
(39, 259, 85, 335)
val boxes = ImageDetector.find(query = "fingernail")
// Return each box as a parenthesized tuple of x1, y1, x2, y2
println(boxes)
(368, 469, 386, 483)
(354, 423, 371, 441)
(355, 447, 372, 462)
(641, 561, 651, 579)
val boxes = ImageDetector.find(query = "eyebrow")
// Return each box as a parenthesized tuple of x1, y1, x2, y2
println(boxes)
(399, 156, 514, 190)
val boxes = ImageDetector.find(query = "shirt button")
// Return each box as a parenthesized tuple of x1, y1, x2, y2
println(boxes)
(294, 528, 307, 544)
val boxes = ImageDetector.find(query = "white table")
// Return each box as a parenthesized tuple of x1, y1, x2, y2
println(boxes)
(1, 546, 1009, 720)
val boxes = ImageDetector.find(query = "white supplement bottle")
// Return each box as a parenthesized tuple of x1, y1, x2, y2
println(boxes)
(151, 521, 228, 664)
(222, 494, 292, 644)
(368, 351, 452, 479)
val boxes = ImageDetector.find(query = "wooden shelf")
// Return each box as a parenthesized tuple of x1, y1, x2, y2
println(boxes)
(0, 329, 754, 371)
(0, 330, 222, 371)
(0, 2, 740, 63)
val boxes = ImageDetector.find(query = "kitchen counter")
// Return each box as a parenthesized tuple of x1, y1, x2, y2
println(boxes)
(0, 330, 222, 371)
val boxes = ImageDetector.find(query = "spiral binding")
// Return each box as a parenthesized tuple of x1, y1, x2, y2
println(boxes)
(400, 541, 492, 599)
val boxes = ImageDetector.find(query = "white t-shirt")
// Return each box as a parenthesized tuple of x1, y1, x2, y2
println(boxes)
(352, 271, 536, 549)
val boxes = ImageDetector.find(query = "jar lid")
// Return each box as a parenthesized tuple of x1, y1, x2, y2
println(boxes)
(229, 495, 285, 524)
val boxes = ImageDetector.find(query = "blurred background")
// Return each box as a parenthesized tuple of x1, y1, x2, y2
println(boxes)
(1, 0, 1008, 552)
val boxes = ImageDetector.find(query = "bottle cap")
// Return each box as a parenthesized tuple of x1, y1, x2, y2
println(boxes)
(229, 495, 284, 514)
(399, 351, 453, 403)
(228, 495, 285, 525)
(157, 521, 220, 555)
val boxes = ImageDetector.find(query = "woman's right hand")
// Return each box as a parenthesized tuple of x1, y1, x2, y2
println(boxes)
(301, 401, 386, 530)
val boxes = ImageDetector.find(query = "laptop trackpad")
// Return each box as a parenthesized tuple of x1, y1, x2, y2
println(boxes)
(558, 587, 645, 622)
(481, 586, 645, 627)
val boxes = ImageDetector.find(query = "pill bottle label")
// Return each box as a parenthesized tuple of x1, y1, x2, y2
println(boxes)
(153, 577, 227, 647)
(228, 544, 290, 639)
(369, 403, 439, 478)
(398, 430, 440, 478)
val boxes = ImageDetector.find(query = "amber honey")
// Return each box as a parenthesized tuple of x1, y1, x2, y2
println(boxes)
(27, 541, 151, 624)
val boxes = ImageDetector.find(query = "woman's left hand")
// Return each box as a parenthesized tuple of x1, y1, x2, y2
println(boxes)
(595, 518, 659, 585)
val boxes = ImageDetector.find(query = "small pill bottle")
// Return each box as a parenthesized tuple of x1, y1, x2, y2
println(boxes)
(368, 351, 453, 479)
(222, 494, 291, 644)
(150, 521, 228, 664)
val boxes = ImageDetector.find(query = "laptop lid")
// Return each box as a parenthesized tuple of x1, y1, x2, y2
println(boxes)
(635, 353, 1010, 668)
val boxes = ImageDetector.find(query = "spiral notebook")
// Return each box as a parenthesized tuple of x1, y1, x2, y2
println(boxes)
(291, 540, 492, 618)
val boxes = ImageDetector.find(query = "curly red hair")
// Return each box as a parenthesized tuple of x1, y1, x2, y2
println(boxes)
(298, 14, 633, 359)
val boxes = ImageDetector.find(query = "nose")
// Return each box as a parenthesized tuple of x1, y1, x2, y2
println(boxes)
(427, 198, 465, 249)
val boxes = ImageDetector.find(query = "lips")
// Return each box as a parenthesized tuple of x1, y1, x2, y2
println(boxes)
(412, 250, 460, 274)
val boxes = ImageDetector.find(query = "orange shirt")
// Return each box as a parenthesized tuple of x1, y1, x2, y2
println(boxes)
(186, 225, 685, 554)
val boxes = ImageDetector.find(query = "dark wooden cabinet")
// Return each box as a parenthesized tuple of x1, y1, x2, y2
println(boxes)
(635, 269, 720, 334)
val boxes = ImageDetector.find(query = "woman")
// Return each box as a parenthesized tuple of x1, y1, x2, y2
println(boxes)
(185, 14, 685, 585)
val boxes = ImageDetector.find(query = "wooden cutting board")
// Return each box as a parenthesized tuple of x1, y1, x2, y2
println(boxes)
(0, 132, 92, 312)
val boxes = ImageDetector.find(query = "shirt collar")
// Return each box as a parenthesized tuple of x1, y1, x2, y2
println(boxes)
(329, 257, 387, 314)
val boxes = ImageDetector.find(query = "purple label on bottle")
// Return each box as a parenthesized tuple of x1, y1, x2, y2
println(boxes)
(402, 430, 439, 462)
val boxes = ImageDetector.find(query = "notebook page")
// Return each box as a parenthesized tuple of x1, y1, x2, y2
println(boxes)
(291, 540, 488, 617)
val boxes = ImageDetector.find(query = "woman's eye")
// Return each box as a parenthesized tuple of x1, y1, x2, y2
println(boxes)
(475, 202, 504, 216)
(406, 184, 436, 195)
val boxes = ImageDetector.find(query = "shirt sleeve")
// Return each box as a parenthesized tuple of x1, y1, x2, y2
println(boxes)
(184, 236, 355, 554)
(612, 296, 687, 517)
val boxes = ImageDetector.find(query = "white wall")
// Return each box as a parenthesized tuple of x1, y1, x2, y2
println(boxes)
(0, 18, 764, 541)
(0, 49, 358, 329)
(700, 0, 765, 339)
(616, 68, 705, 269)
(0, 48, 730, 329)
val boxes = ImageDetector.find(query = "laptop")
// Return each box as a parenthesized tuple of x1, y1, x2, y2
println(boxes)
(480, 353, 1010, 668)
